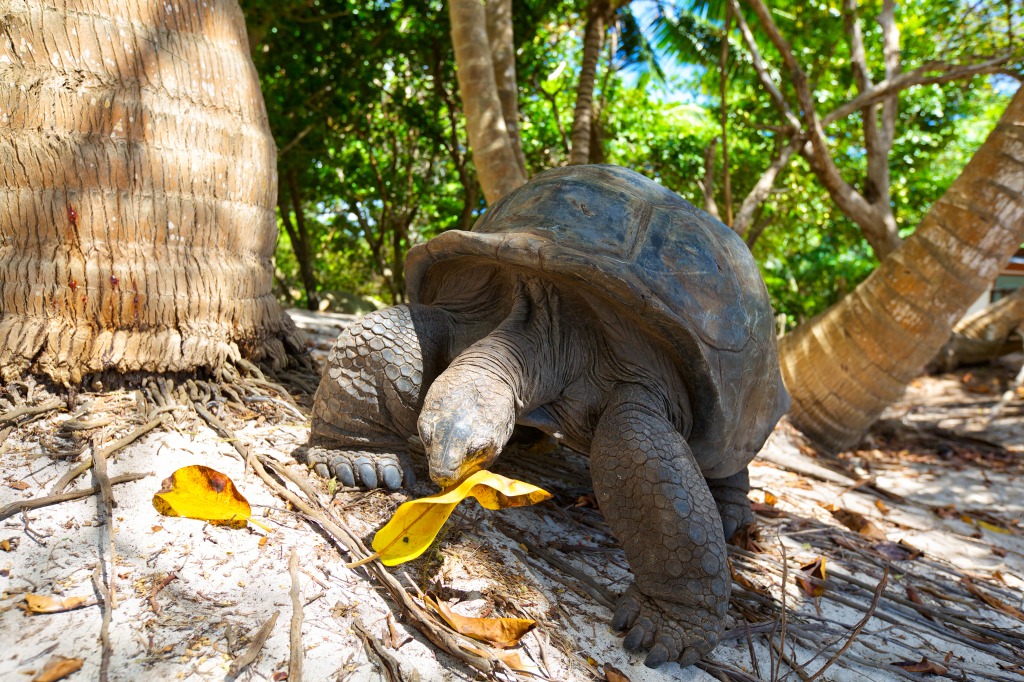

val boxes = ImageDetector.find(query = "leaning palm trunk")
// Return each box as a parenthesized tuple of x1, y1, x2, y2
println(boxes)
(780, 89, 1024, 449)
(0, 0, 303, 385)
(934, 286, 1024, 370)
(449, 0, 526, 204)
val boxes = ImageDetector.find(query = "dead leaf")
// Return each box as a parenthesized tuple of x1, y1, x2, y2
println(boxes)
(829, 508, 887, 540)
(574, 493, 598, 508)
(797, 557, 827, 598)
(383, 613, 411, 650)
(31, 656, 83, 682)
(152, 465, 251, 529)
(23, 594, 90, 614)
(465, 646, 535, 672)
(8, 480, 30, 491)
(905, 585, 934, 620)
(604, 663, 632, 682)
(763, 491, 778, 506)
(750, 502, 784, 518)
(893, 657, 948, 674)
(962, 577, 1024, 622)
(1, 537, 19, 552)
(729, 559, 767, 595)
(874, 499, 890, 515)
(872, 539, 923, 562)
(424, 593, 536, 648)
(730, 524, 765, 553)
(371, 470, 551, 565)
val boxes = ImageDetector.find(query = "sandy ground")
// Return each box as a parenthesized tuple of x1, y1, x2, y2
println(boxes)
(1, 310, 1022, 681)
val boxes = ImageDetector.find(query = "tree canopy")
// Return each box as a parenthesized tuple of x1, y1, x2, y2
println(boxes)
(241, 0, 1021, 329)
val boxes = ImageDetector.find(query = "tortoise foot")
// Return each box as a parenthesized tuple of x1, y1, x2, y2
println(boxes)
(708, 468, 754, 540)
(717, 497, 753, 541)
(611, 585, 723, 669)
(304, 446, 415, 490)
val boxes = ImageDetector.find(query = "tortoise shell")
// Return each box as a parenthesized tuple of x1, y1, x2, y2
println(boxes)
(405, 165, 788, 475)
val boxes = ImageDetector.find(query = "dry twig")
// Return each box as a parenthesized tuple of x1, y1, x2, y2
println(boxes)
(228, 611, 279, 678)
(0, 473, 151, 522)
(288, 548, 304, 682)
(91, 564, 113, 682)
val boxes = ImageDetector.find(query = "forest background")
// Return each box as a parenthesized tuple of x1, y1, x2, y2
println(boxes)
(246, 0, 1020, 329)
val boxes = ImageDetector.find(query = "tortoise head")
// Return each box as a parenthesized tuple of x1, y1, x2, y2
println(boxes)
(418, 382, 517, 489)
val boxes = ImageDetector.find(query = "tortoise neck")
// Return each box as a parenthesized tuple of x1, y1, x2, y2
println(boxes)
(466, 277, 583, 413)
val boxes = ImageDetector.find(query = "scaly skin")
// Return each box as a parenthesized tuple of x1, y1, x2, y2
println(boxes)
(707, 468, 755, 540)
(591, 383, 728, 668)
(307, 280, 749, 668)
(304, 305, 451, 488)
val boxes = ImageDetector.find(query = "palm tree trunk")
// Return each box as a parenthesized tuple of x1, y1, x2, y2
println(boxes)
(449, 0, 527, 204)
(780, 88, 1024, 449)
(569, 0, 609, 165)
(0, 0, 303, 385)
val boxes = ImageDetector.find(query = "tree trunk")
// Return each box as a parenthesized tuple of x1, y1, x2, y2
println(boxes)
(934, 287, 1024, 370)
(569, 0, 609, 165)
(485, 0, 527, 179)
(0, 0, 303, 385)
(449, 0, 527, 204)
(779, 88, 1024, 449)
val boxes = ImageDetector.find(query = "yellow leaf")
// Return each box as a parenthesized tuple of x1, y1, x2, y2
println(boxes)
(371, 470, 551, 566)
(797, 557, 827, 598)
(23, 594, 89, 614)
(425, 594, 536, 648)
(764, 491, 778, 506)
(152, 465, 251, 528)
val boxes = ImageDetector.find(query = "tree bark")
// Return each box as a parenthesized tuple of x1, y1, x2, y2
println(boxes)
(0, 0, 303, 385)
(449, 0, 527, 204)
(485, 0, 527, 178)
(569, 0, 609, 165)
(779, 88, 1024, 450)
(934, 287, 1024, 369)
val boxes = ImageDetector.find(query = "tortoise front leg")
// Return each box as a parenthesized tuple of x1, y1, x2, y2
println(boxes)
(305, 305, 451, 489)
(591, 384, 728, 668)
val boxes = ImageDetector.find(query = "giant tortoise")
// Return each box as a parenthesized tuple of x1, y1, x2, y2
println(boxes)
(303, 164, 789, 667)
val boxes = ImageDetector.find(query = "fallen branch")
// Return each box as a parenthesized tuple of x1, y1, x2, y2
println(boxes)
(0, 398, 62, 426)
(0, 473, 151, 522)
(228, 611, 279, 678)
(354, 616, 404, 681)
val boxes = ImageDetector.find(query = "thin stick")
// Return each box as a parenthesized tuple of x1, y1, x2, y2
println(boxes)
(745, 620, 762, 679)
(49, 457, 94, 496)
(228, 611, 279, 678)
(0, 473, 150, 521)
(91, 436, 117, 611)
(288, 549, 304, 682)
(0, 398, 63, 426)
(805, 567, 889, 681)
(50, 415, 167, 495)
(91, 564, 112, 682)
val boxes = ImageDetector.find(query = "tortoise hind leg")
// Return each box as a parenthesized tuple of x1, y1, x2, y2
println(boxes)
(305, 305, 450, 489)
(590, 384, 728, 668)
(707, 467, 754, 541)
